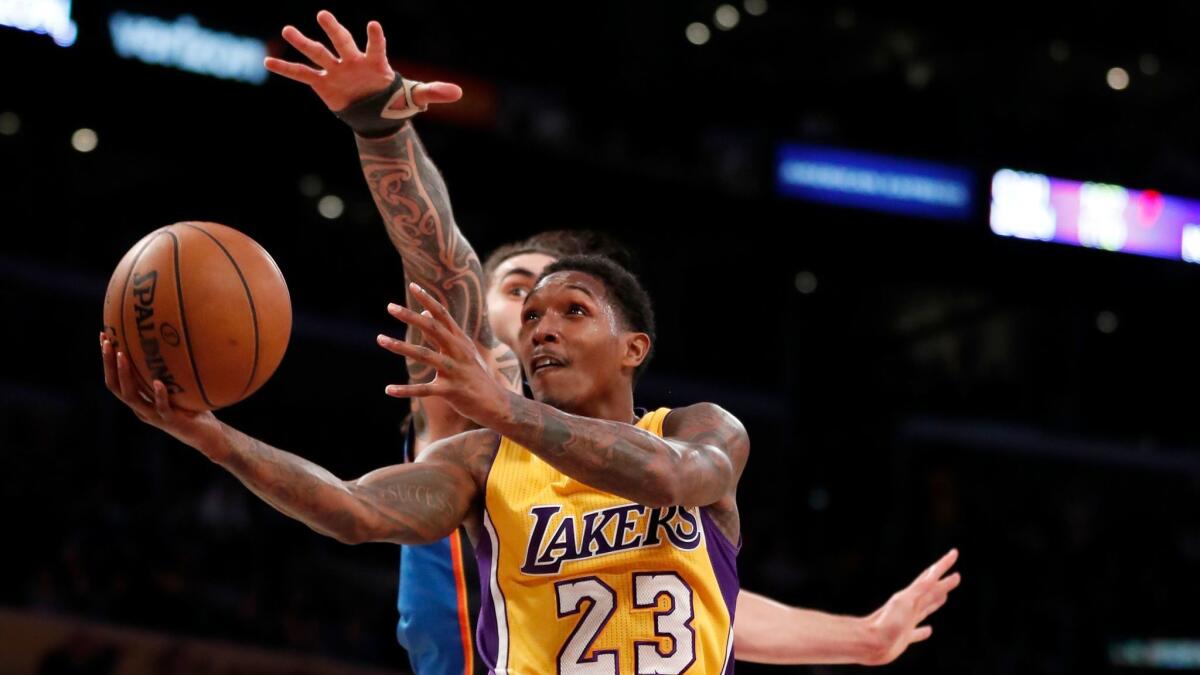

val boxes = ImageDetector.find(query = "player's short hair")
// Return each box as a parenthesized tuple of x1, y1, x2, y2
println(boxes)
(538, 254, 656, 382)
(483, 230, 633, 286)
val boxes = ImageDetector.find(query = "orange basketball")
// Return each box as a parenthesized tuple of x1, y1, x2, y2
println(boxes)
(102, 221, 292, 412)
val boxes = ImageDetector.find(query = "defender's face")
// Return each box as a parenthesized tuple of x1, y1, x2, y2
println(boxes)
(517, 271, 628, 411)
(486, 252, 557, 349)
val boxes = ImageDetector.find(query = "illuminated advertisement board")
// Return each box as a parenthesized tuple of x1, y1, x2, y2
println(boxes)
(108, 13, 267, 85)
(776, 144, 974, 220)
(0, 0, 77, 46)
(990, 168, 1200, 263)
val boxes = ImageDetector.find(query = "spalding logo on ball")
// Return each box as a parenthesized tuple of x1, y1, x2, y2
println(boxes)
(102, 221, 292, 411)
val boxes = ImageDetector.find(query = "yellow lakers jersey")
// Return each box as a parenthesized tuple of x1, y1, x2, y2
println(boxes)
(474, 408, 740, 674)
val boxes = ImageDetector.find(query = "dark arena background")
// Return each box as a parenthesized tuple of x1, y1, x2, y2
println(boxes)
(3, 1, 1200, 673)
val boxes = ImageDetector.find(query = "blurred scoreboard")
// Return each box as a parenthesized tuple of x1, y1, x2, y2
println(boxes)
(990, 168, 1200, 263)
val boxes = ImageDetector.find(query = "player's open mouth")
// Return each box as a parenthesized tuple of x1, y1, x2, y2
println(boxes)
(531, 355, 567, 374)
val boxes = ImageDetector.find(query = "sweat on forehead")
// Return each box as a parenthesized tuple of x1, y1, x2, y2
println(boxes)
(531, 269, 606, 296)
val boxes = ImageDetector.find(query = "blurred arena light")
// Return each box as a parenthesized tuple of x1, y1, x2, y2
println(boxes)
(1139, 53, 1160, 76)
(1110, 639, 1200, 669)
(0, 0, 77, 46)
(317, 195, 345, 220)
(1096, 311, 1118, 334)
(298, 174, 323, 198)
(807, 487, 830, 511)
(833, 7, 855, 29)
(685, 22, 710, 45)
(743, 0, 767, 17)
(0, 111, 19, 136)
(794, 270, 818, 295)
(70, 128, 97, 153)
(1049, 39, 1069, 62)
(714, 4, 740, 30)
(906, 61, 933, 90)
(1106, 66, 1130, 90)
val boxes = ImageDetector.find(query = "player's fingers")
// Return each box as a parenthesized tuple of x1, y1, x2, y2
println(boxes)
(101, 337, 118, 393)
(411, 81, 463, 107)
(935, 571, 962, 595)
(917, 592, 950, 622)
(264, 57, 323, 85)
(281, 25, 338, 69)
(152, 380, 172, 420)
(927, 548, 959, 580)
(115, 350, 139, 401)
(408, 283, 463, 336)
(317, 10, 360, 59)
(910, 626, 933, 644)
(364, 20, 386, 61)
(382, 331, 457, 373)
(913, 551, 953, 587)
(384, 383, 439, 398)
(115, 351, 155, 417)
(376, 334, 442, 367)
(386, 303, 446, 349)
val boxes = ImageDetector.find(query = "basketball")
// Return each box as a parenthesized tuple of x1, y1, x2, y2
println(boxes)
(101, 221, 292, 412)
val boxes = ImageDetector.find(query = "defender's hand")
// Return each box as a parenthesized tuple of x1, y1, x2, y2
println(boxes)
(264, 10, 462, 112)
(859, 548, 961, 665)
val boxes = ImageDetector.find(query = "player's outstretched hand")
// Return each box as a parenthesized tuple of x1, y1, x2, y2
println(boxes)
(860, 548, 961, 665)
(264, 10, 462, 112)
(376, 283, 512, 427)
(100, 331, 220, 452)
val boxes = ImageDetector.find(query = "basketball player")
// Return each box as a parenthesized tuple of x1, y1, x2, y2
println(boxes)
(263, 10, 960, 671)
(103, 249, 750, 671)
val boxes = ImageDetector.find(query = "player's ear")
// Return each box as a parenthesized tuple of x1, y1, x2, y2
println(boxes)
(621, 333, 651, 370)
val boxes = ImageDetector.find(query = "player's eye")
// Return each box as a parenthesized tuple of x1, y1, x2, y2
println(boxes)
(507, 286, 530, 299)
(568, 303, 587, 316)
(523, 310, 540, 323)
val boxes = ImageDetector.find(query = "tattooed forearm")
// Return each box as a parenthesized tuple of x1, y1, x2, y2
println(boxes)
(356, 125, 497, 383)
(205, 423, 484, 545)
(495, 396, 745, 508)
(347, 464, 473, 542)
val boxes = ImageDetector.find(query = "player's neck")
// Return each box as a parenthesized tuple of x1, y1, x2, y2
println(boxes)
(559, 387, 637, 424)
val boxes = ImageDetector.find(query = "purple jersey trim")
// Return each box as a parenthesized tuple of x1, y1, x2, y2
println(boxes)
(700, 507, 740, 674)
(474, 512, 500, 672)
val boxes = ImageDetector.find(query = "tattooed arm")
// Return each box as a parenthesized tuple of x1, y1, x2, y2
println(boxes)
(357, 129, 517, 385)
(264, 12, 519, 441)
(357, 127, 486, 346)
(101, 332, 498, 544)
(207, 425, 498, 545)
(265, 12, 494, 355)
(492, 400, 748, 508)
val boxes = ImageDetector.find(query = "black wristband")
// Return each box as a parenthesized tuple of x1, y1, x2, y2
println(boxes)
(333, 74, 419, 138)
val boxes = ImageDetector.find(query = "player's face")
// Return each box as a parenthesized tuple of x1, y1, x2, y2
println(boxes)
(517, 271, 631, 412)
(486, 252, 557, 349)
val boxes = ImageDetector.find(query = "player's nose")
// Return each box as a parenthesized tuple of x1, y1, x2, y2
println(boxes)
(531, 317, 561, 345)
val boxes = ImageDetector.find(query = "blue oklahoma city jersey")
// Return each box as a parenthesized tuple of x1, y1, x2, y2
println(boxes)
(396, 424, 483, 675)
